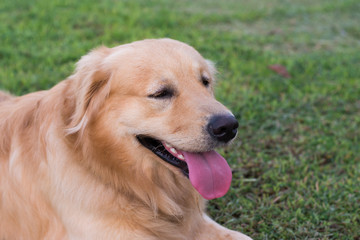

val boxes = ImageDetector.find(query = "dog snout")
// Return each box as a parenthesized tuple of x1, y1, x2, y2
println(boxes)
(207, 115, 239, 143)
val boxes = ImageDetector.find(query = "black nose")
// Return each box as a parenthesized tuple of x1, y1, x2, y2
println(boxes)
(207, 115, 239, 143)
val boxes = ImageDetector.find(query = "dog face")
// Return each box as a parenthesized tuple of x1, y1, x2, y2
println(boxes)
(69, 39, 238, 200)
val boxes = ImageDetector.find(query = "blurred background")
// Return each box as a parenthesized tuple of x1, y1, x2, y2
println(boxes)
(0, 0, 359, 238)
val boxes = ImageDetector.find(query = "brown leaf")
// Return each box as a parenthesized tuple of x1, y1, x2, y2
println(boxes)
(268, 28, 283, 35)
(268, 64, 291, 78)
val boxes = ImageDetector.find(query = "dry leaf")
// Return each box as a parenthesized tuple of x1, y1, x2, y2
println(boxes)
(268, 64, 291, 78)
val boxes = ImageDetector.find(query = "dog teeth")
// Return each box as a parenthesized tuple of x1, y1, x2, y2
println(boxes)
(170, 148, 177, 154)
(163, 142, 183, 160)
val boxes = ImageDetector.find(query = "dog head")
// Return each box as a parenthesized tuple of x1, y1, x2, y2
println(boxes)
(66, 39, 238, 200)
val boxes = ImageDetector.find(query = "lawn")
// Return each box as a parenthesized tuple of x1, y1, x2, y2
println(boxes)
(1, 0, 359, 239)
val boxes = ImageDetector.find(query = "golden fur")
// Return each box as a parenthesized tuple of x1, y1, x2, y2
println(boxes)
(0, 39, 251, 240)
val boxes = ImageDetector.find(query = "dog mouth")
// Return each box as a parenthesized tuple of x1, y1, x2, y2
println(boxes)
(136, 135, 189, 177)
(136, 135, 233, 200)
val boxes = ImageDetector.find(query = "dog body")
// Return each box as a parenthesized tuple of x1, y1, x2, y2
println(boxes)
(0, 39, 250, 239)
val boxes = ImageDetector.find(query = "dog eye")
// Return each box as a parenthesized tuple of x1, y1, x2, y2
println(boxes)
(201, 76, 210, 87)
(148, 88, 174, 99)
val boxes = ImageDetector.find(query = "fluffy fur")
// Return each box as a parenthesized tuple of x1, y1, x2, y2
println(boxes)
(0, 39, 251, 240)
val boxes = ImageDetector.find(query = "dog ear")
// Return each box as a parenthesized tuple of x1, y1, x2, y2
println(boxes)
(66, 46, 112, 135)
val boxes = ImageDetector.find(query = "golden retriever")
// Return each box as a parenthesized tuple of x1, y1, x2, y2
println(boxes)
(0, 39, 251, 240)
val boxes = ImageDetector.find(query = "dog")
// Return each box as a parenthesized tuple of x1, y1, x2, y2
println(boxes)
(0, 39, 251, 239)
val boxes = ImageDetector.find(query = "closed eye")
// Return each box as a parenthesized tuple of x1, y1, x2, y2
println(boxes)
(201, 75, 210, 87)
(148, 88, 174, 99)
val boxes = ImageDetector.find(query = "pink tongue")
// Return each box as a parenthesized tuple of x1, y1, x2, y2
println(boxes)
(182, 151, 232, 200)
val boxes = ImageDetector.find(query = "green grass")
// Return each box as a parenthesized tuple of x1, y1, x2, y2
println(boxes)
(1, 0, 359, 239)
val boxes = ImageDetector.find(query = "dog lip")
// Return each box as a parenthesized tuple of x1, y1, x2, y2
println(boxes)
(136, 135, 189, 177)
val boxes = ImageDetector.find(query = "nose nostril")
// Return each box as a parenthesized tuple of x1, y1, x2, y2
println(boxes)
(212, 126, 227, 136)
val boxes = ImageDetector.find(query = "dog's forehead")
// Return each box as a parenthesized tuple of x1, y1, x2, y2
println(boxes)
(107, 40, 211, 88)
(108, 39, 206, 69)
